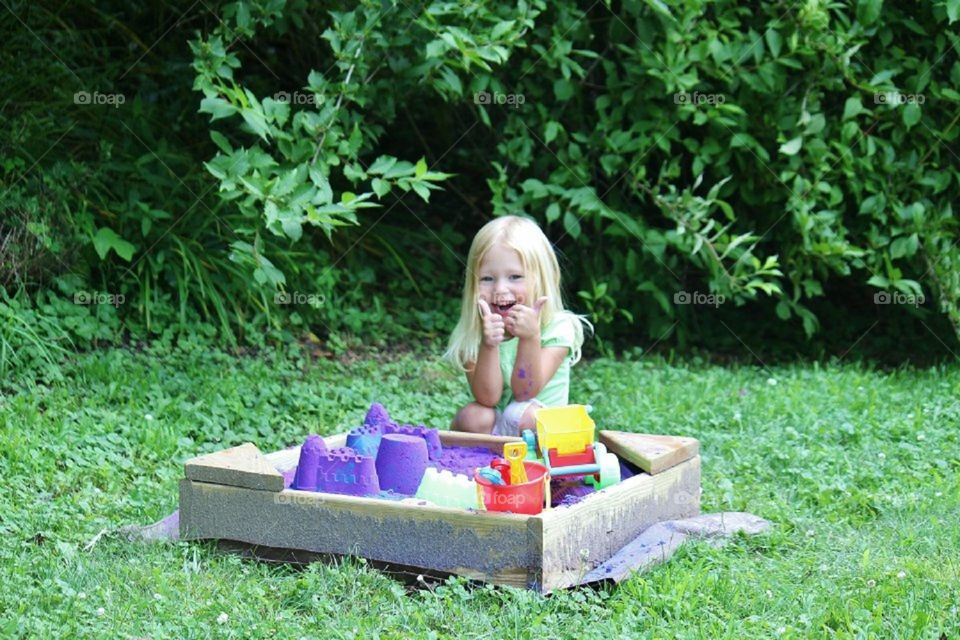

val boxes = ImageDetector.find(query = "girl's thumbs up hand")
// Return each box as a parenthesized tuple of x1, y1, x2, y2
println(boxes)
(506, 296, 548, 340)
(478, 298, 505, 348)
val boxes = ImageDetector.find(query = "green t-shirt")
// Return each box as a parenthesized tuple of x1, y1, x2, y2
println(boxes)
(496, 314, 577, 412)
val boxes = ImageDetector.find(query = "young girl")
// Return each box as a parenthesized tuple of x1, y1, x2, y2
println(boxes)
(445, 216, 590, 436)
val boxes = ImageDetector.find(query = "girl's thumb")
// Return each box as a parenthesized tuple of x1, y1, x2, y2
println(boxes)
(533, 296, 549, 313)
(478, 298, 491, 317)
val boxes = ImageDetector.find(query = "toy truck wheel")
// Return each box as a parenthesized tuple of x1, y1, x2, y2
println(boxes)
(586, 452, 621, 489)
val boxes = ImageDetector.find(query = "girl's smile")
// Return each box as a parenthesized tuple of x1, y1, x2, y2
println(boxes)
(490, 301, 516, 316)
(478, 243, 527, 320)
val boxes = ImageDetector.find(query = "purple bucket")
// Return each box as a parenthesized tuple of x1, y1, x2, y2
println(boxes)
(375, 434, 429, 494)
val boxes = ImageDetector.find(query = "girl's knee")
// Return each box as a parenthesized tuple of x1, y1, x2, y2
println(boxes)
(516, 403, 540, 432)
(453, 402, 496, 433)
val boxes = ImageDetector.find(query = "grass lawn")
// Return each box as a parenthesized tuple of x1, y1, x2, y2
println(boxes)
(2, 345, 958, 638)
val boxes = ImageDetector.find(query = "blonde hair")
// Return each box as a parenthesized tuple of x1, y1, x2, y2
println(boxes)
(444, 216, 591, 371)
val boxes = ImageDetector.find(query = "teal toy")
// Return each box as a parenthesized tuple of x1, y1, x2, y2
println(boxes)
(478, 466, 506, 486)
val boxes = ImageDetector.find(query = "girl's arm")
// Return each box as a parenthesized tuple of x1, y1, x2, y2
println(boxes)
(466, 343, 503, 407)
(512, 340, 567, 401)
(506, 298, 568, 401)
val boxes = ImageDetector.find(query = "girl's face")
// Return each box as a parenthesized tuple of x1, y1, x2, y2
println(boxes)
(477, 243, 528, 320)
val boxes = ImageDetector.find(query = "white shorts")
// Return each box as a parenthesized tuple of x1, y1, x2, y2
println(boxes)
(492, 399, 544, 437)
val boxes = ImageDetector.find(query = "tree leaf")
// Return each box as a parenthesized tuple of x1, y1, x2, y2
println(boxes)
(546, 203, 561, 223)
(544, 121, 561, 144)
(281, 218, 303, 242)
(902, 102, 921, 128)
(890, 233, 919, 258)
(371, 178, 390, 197)
(779, 136, 803, 156)
(199, 97, 237, 121)
(553, 78, 574, 101)
(209, 131, 233, 154)
(948, 0, 960, 23)
(412, 181, 432, 202)
(491, 20, 516, 40)
(856, 0, 883, 26)
(367, 156, 397, 176)
(563, 211, 581, 238)
(764, 29, 782, 58)
(92, 227, 135, 262)
(240, 107, 270, 140)
(842, 96, 863, 120)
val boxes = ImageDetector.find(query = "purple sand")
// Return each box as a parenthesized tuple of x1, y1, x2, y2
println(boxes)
(432, 446, 496, 477)
(376, 434, 429, 494)
(284, 445, 635, 507)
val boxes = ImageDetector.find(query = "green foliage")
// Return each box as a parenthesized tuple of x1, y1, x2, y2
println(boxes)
(1, 1, 451, 350)
(477, 0, 960, 344)
(5, 0, 960, 358)
(190, 3, 455, 259)
(2, 348, 959, 636)
(185, 0, 960, 350)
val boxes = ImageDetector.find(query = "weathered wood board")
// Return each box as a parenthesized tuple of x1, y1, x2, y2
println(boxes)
(599, 431, 699, 476)
(180, 430, 700, 592)
(185, 442, 283, 491)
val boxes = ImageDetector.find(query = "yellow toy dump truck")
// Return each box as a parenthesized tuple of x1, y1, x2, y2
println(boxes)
(521, 404, 621, 489)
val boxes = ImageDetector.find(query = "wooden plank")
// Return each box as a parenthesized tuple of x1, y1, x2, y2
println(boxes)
(438, 431, 523, 452)
(184, 443, 283, 492)
(179, 479, 543, 589)
(599, 431, 699, 475)
(538, 455, 700, 592)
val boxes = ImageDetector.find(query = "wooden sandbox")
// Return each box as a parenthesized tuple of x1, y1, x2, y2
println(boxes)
(179, 430, 700, 593)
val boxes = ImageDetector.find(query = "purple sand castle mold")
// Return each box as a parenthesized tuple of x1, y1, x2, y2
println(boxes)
(312, 446, 380, 497)
(384, 424, 443, 460)
(346, 424, 383, 458)
(291, 435, 327, 491)
(363, 402, 395, 431)
(375, 434, 429, 494)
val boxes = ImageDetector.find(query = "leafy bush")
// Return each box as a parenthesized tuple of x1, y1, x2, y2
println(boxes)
(4, 0, 960, 360)
(2, 1, 461, 351)
(189, 0, 960, 351)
